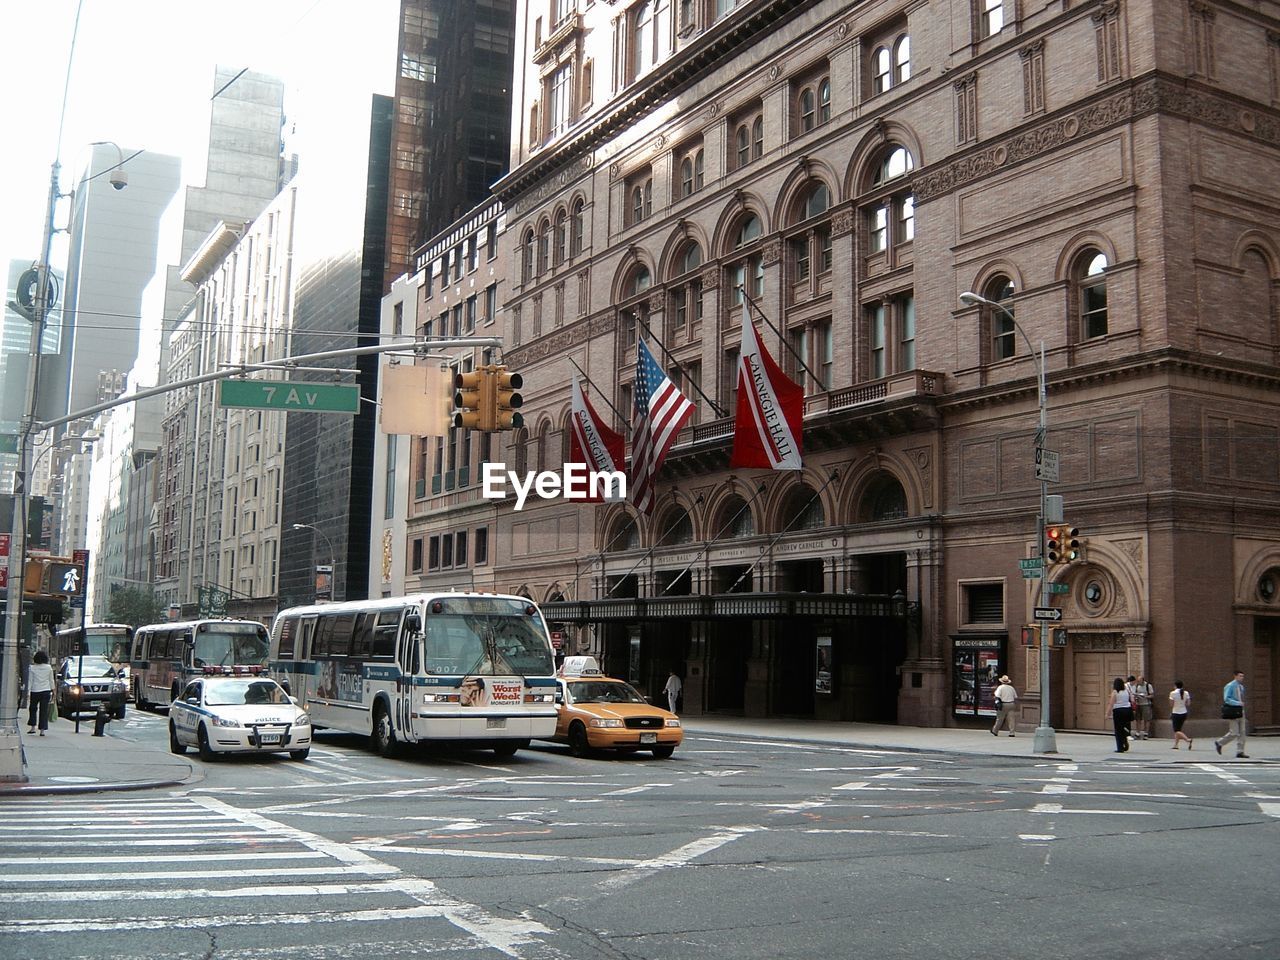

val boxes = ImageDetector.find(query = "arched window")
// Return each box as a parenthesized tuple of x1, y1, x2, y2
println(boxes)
(716, 495, 755, 538)
(894, 35, 911, 84)
(735, 124, 750, 169)
(1240, 248, 1274, 341)
(680, 240, 702, 274)
(536, 421, 550, 473)
(735, 214, 762, 247)
(984, 275, 1017, 361)
(628, 265, 652, 296)
(751, 116, 763, 158)
(872, 46, 891, 94)
(727, 214, 764, 307)
(865, 145, 915, 256)
(799, 88, 816, 132)
(570, 197, 585, 256)
(537, 219, 550, 275)
(513, 427, 529, 474)
(658, 507, 693, 545)
(865, 475, 908, 521)
(789, 180, 833, 292)
(670, 241, 704, 341)
(873, 146, 915, 186)
(633, 2, 654, 76)
(608, 515, 640, 551)
(784, 486, 825, 530)
(818, 78, 831, 123)
(521, 229, 535, 282)
(804, 182, 830, 220)
(694, 150, 704, 190)
(680, 158, 694, 197)
(631, 185, 646, 224)
(554, 209, 568, 266)
(1077, 249, 1109, 339)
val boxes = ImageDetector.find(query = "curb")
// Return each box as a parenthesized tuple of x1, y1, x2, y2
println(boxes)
(0, 776, 194, 797)
(684, 727, 1072, 763)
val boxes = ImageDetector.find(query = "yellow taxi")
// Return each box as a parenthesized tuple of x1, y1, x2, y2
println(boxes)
(546, 657, 682, 759)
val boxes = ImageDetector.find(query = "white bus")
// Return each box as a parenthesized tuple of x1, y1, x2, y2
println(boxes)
(269, 593, 558, 757)
(131, 619, 271, 710)
(52, 623, 134, 676)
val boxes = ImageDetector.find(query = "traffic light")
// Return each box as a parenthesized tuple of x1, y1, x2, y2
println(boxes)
(23, 559, 45, 595)
(492, 365, 524, 431)
(1045, 525, 1063, 565)
(1021, 624, 1038, 647)
(45, 560, 85, 597)
(1063, 525, 1083, 563)
(453, 370, 485, 430)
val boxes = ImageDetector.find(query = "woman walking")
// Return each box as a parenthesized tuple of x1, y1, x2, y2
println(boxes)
(1169, 680, 1192, 749)
(26, 650, 55, 736)
(1105, 677, 1133, 753)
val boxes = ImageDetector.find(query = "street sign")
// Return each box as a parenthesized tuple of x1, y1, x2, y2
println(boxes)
(218, 379, 360, 414)
(1018, 558, 1043, 570)
(1048, 581, 1069, 595)
(1035, 448, 1059, 483)
(1021, 568, 1041, 580)
(1033, 606, 1063, 621)
(0, 533, 8, 590)
(71, 548, 90, 609)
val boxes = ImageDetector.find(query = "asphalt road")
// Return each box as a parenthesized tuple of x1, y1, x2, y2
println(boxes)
(2, 710, 1277, 960)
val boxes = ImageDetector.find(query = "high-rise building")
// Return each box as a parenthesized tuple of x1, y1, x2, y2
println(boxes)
(384, 0, 516, 289)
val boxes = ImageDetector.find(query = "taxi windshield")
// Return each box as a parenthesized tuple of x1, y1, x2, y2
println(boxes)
(568, 681, 647, 704)
(205, 679, 290, 707)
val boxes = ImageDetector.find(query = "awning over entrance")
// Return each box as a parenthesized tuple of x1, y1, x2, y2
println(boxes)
(542, 592, 916, 624)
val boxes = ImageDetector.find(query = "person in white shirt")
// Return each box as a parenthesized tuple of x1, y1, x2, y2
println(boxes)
(26, 650, 55, 736)
(991, 676, 1018, 737)
(1168, 680, 1192, 750)
(663, 670, 682, 714)
(1106, 677, 1134, 752)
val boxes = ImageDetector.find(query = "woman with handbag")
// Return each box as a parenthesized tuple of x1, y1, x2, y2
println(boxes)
(1105, 677, 1133, 753)
(25, 650, 55, 736)
(1213, 671, 1248, 758)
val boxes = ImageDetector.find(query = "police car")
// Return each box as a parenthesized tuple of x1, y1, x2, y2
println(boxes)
(169, 676, 311, 761)
(542, 656, 682, 759)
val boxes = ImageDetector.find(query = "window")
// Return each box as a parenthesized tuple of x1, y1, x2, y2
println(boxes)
(554, 208, 567, 265)
(484, 284, 497, 325)
(522, 228, 535, 282)
(869, 30, 910, 96)
(866, 294, 915, 377)
(537, 219, 550, 275)
(628, 170, 653, 226)
(411, 538, 424, 572)
(872, 46, 891, 95)
(898, 294, 915, 370)
(980, 0, 1003, 38)
(819, 78, 831, 123)
(1077, 250, 1109, 339)
(788, 318, 832, 393)
(548, 61, 573, 137)
(863, 145, 915, 261)
(392, 302, 403, 336)
(474, 527, 489, 565)
(570, 197, 585, 256)
(427, 536, 439, 570)
(384, 434, 397, 520)
(868, 303, 886, 378)
(554, 0, 574, 28)
(455, 531, 468, 567)
(669, 241, 704, 341)
(894, 36, 911, 84)
(486, 222, 498, 260)
(677, 141, 704, 198)
(984, 276, 1016, 361)
(964, 582, 1004, 624)
(792, 63, 831, 137)
(730, 103, 763, 171)
(787, 180, 833, 297)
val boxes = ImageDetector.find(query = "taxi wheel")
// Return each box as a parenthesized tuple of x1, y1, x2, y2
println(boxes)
(168, 722, 187, 755)
(197, 724, 217, 761)
(289, 748, 310, 761)
(651, 745, 676, 759)
(568, 723, 591, 757)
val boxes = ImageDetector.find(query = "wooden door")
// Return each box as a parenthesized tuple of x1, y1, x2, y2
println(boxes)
(1073, 651, 1128, 731)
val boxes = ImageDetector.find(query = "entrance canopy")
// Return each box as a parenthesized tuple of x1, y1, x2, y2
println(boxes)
(542, 591, 915, 624)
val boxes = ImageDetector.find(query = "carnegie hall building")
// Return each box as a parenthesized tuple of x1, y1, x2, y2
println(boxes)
(387, 0, 1280, 735)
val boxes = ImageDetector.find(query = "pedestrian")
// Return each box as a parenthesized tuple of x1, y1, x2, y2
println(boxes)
(26, 650, 55, 737)
(1132, 674, 1154, 739)
(1105, 677, 1133, 752)
(663, 670, 682, 714)
(991, 675, 1018, 737)
(1213, 670, 1248, 759)
(1169, 680, 1192, 750)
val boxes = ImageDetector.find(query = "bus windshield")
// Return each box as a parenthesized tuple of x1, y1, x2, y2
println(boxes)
(192, 627, 271, 668)
(424, 614, 554, 677)
(82, 629, 131, 663)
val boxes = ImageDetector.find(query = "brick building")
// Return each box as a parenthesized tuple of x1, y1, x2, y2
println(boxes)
(390, 0, 1280, 733)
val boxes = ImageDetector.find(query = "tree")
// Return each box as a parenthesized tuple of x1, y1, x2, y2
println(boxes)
(106, 586, 166, 628)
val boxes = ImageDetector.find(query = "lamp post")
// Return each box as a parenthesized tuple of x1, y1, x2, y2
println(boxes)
(960, 290, 1057, 754)
(292, 523, 336, 603)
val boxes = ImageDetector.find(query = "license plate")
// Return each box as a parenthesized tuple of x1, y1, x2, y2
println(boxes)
(486, 718, 505, 729)
(640, 732, 657, 744)
(258, 734, 282, 745)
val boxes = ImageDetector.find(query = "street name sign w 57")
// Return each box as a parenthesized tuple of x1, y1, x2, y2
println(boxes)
(218, 379, 360, 413)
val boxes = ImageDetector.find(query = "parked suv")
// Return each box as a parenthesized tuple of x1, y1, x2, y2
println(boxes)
(58, 656, 128, 719)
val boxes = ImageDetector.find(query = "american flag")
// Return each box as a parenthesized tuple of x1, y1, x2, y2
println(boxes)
(631, 339, 694, 514)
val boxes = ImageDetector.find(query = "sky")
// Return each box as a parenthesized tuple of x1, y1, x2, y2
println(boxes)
(0, 0, 399, 274)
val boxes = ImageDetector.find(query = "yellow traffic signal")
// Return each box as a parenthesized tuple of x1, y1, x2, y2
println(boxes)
(453, 370, 485, 430)
(493, 365, 524, 431)
(1064, 525, 1083, 563)
(1045, 525, 1063, 565)
(23, 559, 46, 595)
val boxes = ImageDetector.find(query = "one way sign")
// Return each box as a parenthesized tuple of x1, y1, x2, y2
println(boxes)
(1033, 606, 1063, 621)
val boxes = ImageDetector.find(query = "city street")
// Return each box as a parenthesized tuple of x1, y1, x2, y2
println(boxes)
(1, 714, 1277, 959)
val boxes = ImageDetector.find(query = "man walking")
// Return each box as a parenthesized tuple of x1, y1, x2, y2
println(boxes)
(1214, 670, 1248, 759)
(663, 670, 682, 714)
(991, 675, 1018, 737)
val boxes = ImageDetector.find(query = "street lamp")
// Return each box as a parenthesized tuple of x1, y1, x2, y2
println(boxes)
(960, 290, 1057, 755)
(292, 523, 336, 602)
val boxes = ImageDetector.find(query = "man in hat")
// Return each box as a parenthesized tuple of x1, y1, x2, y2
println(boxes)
(992, 675, 1018, 737)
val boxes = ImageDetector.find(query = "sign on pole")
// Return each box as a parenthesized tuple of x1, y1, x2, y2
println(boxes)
(218, 379, 360, 414)
(1035, 448, 1060, 483)
(71, 548, 89, 609)
(1033, 606, 1063, 621)
(0, 533, 9, 590)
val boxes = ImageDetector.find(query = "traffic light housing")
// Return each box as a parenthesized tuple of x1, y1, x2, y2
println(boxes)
(1063, 525, 1083, 563)
(1045, 525, 1063, 565)
(492, 365, 524, 431)
(453, 370, 485, 430)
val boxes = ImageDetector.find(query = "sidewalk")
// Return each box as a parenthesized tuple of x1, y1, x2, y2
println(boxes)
(0, 714, 1272, 797)
(0, 714, 196, 796)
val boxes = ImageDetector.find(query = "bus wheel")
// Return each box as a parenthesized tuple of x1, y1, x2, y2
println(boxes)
(492, 740, 522, 758)
(197, 724, 217, 761)
(372, 704, 397, 758)
(169, 722, 187, 755)
(568, 723, 591, 758)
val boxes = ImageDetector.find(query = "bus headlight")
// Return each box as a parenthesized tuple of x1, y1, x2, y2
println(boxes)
(588, 718, 624, 728)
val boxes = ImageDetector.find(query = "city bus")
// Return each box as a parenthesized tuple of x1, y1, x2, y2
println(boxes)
(131, 619, 271, 710)
(269, 592, 558, 757)
(51, 623, 135, 700)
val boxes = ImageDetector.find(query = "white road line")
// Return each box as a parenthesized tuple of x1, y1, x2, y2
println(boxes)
(596, 826, 759, 892)
(0, 851, 325, 865)
(1194, 763, 1249, 785)
(0, 865, 399, 884)
(1259, 803, 1280, 819)
(1030, 802, 1154, 816)
(601, 784, 671, 796)
(0, 904, 461, 935)
(1019, 834, 1057, 841)
(0, 881, 421, 904)
(0, 836, 298, 848)
(351, 843, 642, 866)
(803, 828, 955, 839)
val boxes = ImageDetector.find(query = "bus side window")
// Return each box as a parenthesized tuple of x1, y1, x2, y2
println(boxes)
(152, 632, 168, 661)
(314, 616, 335, 657)
(351, 613, 374, 659)
(370, 610, 400, 659)
(276, 617, 296, 659)
(299, 618, 316, 659)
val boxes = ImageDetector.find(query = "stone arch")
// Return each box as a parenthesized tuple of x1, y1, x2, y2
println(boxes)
(1054, 230, 1120, 283)
(658, 222, 712, 279)
(611, 248, 656, 302)
(763, 469, 832, 533)
(1231, 230, 1280, 277)
(843, 121, 924, 197)
(836, 454, 923, 524)
(654, 497, 696, 546)
(969, 259, 1027, 301)
(602, 504, 643, 551)
(705, 479, 762, 540)
(773, 159, 842, 226)
(1054, 536, 1148, 624)
(1236, 542, 1280, 606)
(710, 192, 771, 257)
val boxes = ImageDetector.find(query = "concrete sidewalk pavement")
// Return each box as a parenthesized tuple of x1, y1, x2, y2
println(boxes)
(1, 713, 1273, 797)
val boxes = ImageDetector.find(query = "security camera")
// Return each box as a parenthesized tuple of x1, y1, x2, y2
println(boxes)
(109, 168, 128, 191)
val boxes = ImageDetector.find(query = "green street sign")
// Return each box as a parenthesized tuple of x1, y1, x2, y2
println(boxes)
(1048, 582, 1070, 594)
(1021, 569, 1042, 580)
(0, 434, 17, 454)
(1018, 558, 1043, 570)
(218, 379, 360, 414)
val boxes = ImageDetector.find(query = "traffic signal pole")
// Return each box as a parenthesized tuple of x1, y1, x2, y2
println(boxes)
(1032, 338, 1058, 755)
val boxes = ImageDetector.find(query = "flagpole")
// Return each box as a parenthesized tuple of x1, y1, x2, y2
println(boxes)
(639, 322, 727, 418)
(653, 481, 770, 596)
(568, 359, 629, 430)
(726, 470, 841, 593)
(741, 288, 826, 392)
